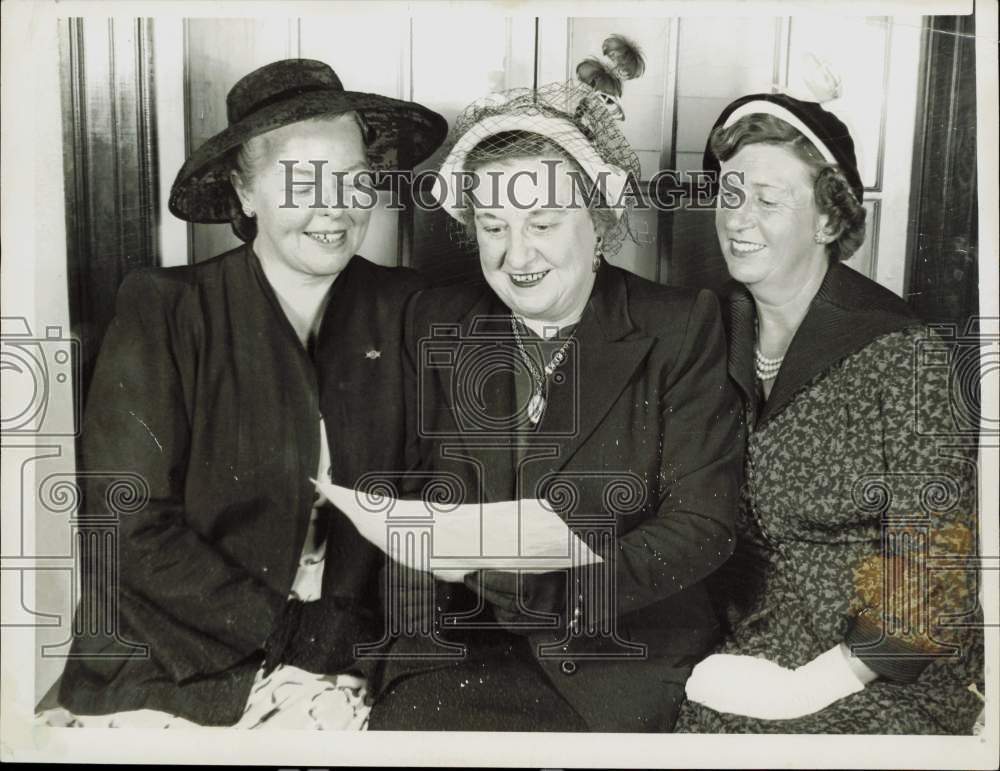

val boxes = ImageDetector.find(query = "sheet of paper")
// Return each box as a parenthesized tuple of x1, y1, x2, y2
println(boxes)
(314, 480, 604, 573)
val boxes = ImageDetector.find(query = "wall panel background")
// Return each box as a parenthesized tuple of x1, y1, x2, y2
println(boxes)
(175, 15, 918, 291)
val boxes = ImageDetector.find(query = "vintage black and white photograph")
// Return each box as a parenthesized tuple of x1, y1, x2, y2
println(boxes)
(1, 0, 996, 767)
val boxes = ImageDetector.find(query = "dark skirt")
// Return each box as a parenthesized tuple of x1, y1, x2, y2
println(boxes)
(367, 632, 588, 732)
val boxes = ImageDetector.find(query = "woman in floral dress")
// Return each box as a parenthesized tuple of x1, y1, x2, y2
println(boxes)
(675, 93, 984, 734)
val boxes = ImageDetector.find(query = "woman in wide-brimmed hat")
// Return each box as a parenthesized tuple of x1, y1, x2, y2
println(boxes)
(43, 59, 446, 728)
(362, 72, 743, 732)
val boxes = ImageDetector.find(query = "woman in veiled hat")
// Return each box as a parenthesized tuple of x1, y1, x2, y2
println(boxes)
(43, 59, 446, 728)
(674, 93, 983, 734)
(363, 69, 744, 732)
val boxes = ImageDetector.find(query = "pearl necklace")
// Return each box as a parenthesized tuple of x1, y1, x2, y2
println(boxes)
(754, 346, 784, 381)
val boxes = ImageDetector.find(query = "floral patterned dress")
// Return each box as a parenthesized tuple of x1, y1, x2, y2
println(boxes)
(675, 264, 984, 735)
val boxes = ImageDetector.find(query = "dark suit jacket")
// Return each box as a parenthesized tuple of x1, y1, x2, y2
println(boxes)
(57, 246, 424, 725)
(375, 263, 743, 731)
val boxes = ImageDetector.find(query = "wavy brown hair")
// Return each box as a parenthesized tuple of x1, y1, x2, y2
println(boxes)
(710, 113, 866, 262)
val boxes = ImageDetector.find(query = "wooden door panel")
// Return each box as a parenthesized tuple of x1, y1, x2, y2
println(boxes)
(185, 19, 297, 262)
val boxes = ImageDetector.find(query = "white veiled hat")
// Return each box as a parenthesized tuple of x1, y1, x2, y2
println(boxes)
(430, 81, 641, 254)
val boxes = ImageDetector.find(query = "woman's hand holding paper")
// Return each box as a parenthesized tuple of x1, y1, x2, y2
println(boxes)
(312, 480, 601, 577)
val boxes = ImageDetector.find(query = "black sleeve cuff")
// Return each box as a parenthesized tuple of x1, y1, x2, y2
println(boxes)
(263, 598, 375, 676)
(844, 613, 934, 684)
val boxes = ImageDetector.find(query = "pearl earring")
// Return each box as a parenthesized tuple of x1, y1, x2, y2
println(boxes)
(593, 239, 604, 273)
(242, 204, 255, 218)
(814, 231, 827, 244)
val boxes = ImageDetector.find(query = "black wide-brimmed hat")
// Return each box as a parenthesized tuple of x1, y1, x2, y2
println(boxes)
(702, 92, 864, 204)
(169, 58, 448, 223)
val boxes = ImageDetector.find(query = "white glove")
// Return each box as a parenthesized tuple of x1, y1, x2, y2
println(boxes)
(685, 644, 874, 720)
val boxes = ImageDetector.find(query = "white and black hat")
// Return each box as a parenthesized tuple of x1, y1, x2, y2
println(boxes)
(703, 92, 865, 204)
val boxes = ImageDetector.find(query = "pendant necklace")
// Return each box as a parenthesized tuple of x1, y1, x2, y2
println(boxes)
(510, 316, 574, 425)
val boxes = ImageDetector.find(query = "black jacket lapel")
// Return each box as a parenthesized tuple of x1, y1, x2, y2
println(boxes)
(528, 265, 654, 484)
(726, 263, 922, 429)
(244, 247, 323, 579)
(724, 282, 757, 416)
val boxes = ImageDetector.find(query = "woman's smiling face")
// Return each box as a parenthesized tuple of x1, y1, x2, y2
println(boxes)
(234, 114, 372, 278)
(716, 143, 829, 293)
(473, 156, 599, 325)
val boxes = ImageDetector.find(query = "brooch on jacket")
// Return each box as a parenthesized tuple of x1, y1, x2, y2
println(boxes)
(365, 349, 381, 360)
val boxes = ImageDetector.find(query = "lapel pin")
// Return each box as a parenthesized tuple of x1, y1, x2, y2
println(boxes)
(365, 349, 381, 360)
